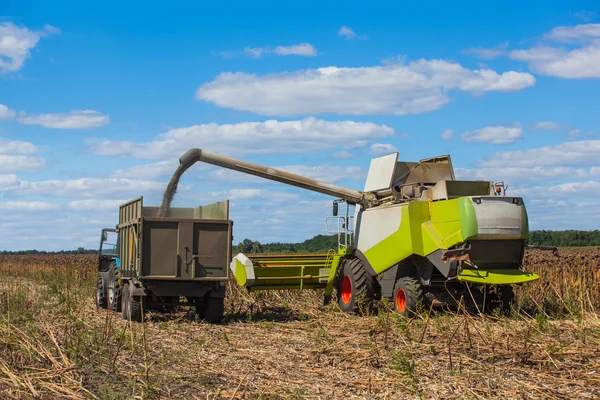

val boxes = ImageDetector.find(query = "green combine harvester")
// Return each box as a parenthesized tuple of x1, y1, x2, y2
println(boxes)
(180, 149, 551, 316)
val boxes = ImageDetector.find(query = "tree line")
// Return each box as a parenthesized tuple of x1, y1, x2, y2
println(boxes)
(1, 230, 599, 255)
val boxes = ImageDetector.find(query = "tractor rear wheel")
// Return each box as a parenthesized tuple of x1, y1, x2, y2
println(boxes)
(107, 262, 122, 312)
(392, 277, 422, 318)
(121, 283, 130, 320)
(96, 272, 108, 309)
(337, 258, 375, 315)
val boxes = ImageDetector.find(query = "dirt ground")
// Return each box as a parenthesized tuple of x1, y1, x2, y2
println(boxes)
(0, 250, 599, 399)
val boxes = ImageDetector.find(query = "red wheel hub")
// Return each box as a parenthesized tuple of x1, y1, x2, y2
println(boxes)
(341, 276, 352, 304)
(396, 288, 406, 312)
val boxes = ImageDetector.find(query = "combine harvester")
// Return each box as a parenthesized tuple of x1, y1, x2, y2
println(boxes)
(180, 149, 548, 316)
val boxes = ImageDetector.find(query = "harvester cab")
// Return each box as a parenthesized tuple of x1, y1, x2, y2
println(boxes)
(180, 148, 539, 317)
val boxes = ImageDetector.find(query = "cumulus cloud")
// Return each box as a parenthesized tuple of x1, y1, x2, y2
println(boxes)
(530, 121, 565, 131)
(461, 126, 523, 144)
(17, 110, 109, 129)
(370, 143, 398, 155)
(510, 23, 600, 78)
(462, 42, 509, 59)
(195, 59, 535, 116)
(338, 26, 356, 39)
(0, 174, 21, 190)
(0, 138, 38, 154)
(512, 181, 600, 198)
(112, 160, 179, 180)
(68, 199, 127, 211)
(440, 129, 453, 140)
(0, 22, 59, 73)
(455, 166, 587, 185)
(332, 150, 353, 159)
(0, 201, 59, 211)
(0, 155, 45, 173)
(241, 43, 317, 58)
(0, 104, 16, 120)
(89, 117, 394, 159)
(476, 140, 600, 168)
(2, 177, 169, 199)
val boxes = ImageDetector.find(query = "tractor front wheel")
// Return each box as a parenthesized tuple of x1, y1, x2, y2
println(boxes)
(337, 258, 375, 315)
(392, 277, 422, 318)
(96, 272, 108, 309)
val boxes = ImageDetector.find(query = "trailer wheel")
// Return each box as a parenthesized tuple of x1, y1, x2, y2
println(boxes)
(128, 293, 145, 323)
(392, 277, 422, 318)
(96, 272, 108, 309)
(202, 297, 225, 324)
(337, 258, 375, 315)
(107, 262, 122, 312)
(121, 283, 130, 320)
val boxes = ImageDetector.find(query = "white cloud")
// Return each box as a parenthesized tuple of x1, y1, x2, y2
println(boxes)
(0, 155, 45, 173)
(332, 150, 353, 159)
(243, 47, 264, 58)
(0, 174, 22, 190)
(0, 22, 59, 73)
(530, 121, 564, 131)
(274, 43, 316, 56)
(112, 160, 179, 180)
(3, 177, 169, 199)
(370, 143, 398, 155)
(590, 167, 600, 176)
(0, 201, 59, 211)
(17, 110, 109, 129)
(242, 43, 316, 58)
(441, 129, 453, 140)
(513, 181, 600, 198)
(338, 26, 356, 39)
(89, 117, 394, 159)
(476, 140, 600, 168)
(462, 42, 509, 59)
(455, 166, 587, 184)
(195, 59, 535, 116)
(543, 23, 600, 42)
(68, 199, 127, 211)
(511, 24, 600, 79)
(0, 138, 38, 154)
(460, 126, 523, 144)
(0, 104, 16, 120)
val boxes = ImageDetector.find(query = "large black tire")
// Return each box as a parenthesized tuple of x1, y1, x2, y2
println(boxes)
(121, 283, 130, 320)
(392, 277, 422, 318)
(336, 258, 375, 314)
(107, 262, 122, 313)
(202, 297, 225, 323)
(96, 272, 108, 309)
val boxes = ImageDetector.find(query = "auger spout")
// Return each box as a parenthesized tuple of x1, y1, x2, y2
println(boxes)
(179, 148, 375, 206)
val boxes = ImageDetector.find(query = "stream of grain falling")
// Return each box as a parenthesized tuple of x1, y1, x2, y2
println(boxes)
(157, 164, 186, 217)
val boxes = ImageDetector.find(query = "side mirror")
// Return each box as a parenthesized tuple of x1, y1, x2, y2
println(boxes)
(332, 202, 338, 217)
(102, 231, 108, 242)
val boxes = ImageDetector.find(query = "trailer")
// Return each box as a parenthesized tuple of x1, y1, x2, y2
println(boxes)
(96, 197, 233, 322)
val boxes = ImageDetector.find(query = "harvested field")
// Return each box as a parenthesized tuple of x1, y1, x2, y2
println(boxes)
(0, 249, 599, 399)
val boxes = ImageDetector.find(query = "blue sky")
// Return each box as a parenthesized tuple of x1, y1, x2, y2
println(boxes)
(1, 1, 599, 250)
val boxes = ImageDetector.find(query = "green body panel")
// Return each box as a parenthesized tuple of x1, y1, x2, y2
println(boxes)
(458, 269, 539, 284)
(362, 197, 480, 274)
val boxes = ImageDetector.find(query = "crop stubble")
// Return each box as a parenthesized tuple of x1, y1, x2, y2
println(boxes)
(0, 248, 599, 399)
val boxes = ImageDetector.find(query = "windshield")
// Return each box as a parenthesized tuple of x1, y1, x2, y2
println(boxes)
(100, 231, 118, 255)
